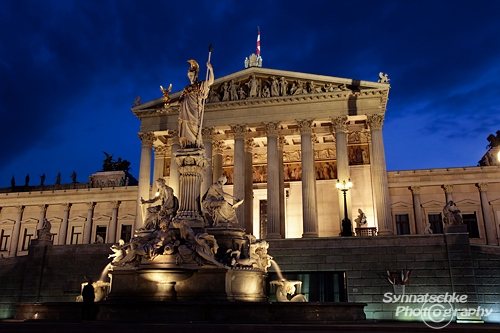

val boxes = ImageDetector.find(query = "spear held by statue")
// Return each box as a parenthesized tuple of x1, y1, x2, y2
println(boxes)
(198, 43, 213, 143)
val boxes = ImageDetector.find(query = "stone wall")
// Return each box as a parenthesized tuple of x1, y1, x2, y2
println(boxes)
(267, 232, 499, 322)
(0, 233, 498, 323)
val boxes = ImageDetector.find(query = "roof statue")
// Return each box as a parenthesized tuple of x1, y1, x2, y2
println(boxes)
(378, 72, 390, 83)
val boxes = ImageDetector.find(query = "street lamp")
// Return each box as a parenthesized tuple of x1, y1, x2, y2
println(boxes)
(336, 179, 353, 237)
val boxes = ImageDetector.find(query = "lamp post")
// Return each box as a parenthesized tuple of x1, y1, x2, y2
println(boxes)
(336, 179, 353, 237)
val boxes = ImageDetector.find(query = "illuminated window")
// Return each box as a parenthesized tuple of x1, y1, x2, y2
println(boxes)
(21, 228, 33, 250)
(71, 226, 82, 244)
(0, 230, 10, 251)
(463, 212, 480, 238)
(395, 214, 410, 235)
(428, 214, 443, 234)
(120, 225, 132, 243)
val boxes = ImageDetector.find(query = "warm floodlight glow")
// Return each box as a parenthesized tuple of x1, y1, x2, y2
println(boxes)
(155, 191, 160, 197)
(497, 150, 500, 162)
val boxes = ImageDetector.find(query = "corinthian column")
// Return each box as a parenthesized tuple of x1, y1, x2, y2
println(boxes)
(442, 184, 454, 203)
(136, 132, 156, 229)
(231, 124, 247, 228)
(332, 116, 351, 233)
(476, 183, 498, 245)
(245, 137, 255, 234)
(37, 204, 47, 232)
(278, 136, 286, 238)
(212, 140, 225, 183)
(153, 144, 169, 184)
(169, 130, 180, 196)
(109, 201, 121, 243)
(367, 114, 393, 235)
(409, 186, 423, 234)
(9, 206, 24, 257)
(265, 122, 281, 238)
(58, 203, 71, 245)
(201, 127, 215, 197)
(298, 119, 318, 238)
(83, 202, 95, 244)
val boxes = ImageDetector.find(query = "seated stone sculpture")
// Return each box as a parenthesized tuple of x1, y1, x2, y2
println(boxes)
(354, 209, 367, 227)
(443, 200, 463, 225)
(201, 175, 243, 227)
(141, 178, 178, 230)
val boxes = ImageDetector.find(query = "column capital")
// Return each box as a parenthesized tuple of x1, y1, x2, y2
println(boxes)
(409, 186, 421, 195)
(38, 204, 47, 212)
(168, 130, 180, 145)
(202, 127, 216, 141)
(476, 182, 488, 192)
(86, 202, 96, 210)
(112, 201, 122, 209)
(213, 140, 225, 154)
(264, 122, 280, 136)
(297, 119, 314, 134)
(15, 205, 24, 213)
(278, 136, 286, 151)
(61, 203, 72, 210)
(245, 138, 255, 153)
(231, 124, 247, 139)
(331, 116, 348, 133)
(154, 144, 170, 156)
(442, 184, 454, 193)
(138, 132, 156, 146)
(367, 114, 385, 130)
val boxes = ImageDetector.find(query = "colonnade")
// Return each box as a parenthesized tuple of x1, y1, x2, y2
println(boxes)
(138, 114, 393, 238)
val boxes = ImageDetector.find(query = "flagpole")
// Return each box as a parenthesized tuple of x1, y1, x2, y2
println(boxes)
(198, 43, 213, 145)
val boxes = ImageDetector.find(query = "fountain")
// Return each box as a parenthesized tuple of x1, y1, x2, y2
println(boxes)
(104, 58, 271, 304)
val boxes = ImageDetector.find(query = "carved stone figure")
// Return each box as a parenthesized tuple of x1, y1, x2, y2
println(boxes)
(178, 59, 214, 148)
(141, 178, 178, 229)
(354, 209, 367, 227)
(246, 74, 260, 98)
(37, 218, 52, 241)
(378, 72, 390, 83)
(229, 80, 239, 101)
(443, 201, 463, 225)
(424, 223, 433, 234)
(202, 175, 243, 227)
(229, 234, 272, 271)
(270, 280, 307, 302)
(55, 172, 61, 185)
(171, 220, 223, 267)
(40, 173, 45, 186)
(279, 77, 288, 96)
(269, 76, 279, 97)
(115, 221, 178, 266)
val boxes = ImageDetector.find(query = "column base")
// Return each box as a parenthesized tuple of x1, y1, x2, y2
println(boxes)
(266, 233, 282, 239)
(377, 229, 394, 236)
(302, 232, 318, 238)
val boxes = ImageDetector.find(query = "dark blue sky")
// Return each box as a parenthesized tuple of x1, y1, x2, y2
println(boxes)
(1, 0, 499, 187)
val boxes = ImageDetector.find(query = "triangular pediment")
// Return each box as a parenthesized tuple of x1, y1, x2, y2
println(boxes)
(0, 218, 16, 225)
(390, 201, 413, 209)
(118, 213, 135, 220)
(68, 215, 87, 222)
(421, 200, 445, 208)
(21, 217, 39, 224)
(93, 214, 112, 222)
(132, 67, 390, 118)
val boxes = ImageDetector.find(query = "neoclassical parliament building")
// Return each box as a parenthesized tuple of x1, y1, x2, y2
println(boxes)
(0, 58, 499, 322)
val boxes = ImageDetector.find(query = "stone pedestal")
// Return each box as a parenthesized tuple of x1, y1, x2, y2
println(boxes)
(444, 224, 468, 234)
(173, 148, 209, 229)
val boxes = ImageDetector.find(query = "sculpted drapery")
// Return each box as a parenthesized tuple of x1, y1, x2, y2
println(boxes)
(178, 60, 214, 148)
